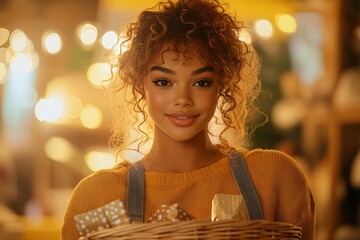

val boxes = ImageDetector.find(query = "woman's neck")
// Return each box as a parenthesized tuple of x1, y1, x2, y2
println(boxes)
(142, 129, 224, 173)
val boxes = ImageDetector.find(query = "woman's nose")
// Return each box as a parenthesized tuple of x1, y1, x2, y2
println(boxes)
(173, 86, 193, 107)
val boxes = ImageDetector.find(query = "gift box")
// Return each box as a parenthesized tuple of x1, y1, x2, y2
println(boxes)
(211, 194, 249, 221)
(147, 203, 194, 222)
(74, 199, 130, 237)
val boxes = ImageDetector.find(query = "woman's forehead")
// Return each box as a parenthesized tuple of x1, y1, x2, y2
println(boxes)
(149, 47, 210, 67)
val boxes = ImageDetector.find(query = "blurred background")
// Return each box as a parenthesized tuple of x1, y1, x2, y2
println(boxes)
(0, 0, 359, 239)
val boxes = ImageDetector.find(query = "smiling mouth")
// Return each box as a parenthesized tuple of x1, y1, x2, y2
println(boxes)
(166, 114, 199, 127)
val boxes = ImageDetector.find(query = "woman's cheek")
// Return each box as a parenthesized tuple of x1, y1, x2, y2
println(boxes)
(146, 91, 167, 111)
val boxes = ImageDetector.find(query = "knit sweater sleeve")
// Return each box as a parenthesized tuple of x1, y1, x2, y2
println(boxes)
(244, 149, 316, 240)
(273, 151, 315, 240)
(61, 162, 129, 240)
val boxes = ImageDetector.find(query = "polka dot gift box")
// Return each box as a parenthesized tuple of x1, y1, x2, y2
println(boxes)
(147, 203, 194, 222)
(74, 199, 130, 237)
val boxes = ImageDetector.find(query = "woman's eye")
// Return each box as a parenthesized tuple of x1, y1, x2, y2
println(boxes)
(194, 79, 213, 87)
(152, 79, 171, 87)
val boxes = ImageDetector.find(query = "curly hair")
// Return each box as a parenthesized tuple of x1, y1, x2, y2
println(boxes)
(109, 0, 261, 157)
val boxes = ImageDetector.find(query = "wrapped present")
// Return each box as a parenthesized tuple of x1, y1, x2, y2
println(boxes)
(211, 194, 249, 221)
(74, 199, 130, 237)
(147, 203, 194, 222)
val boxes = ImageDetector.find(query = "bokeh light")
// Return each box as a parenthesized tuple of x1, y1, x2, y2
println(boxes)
(118, 127, 152, 162)
(10, 53, 34, 74)
(42, 32, 62, 54)
(45, 137, 76, 163)
(77, 22, 98, 47)
(239, 28, 252, 44)
(275, 14, 297, 33)
(85, 151, 116, 172)
(34, 98, 64, 122)
(0, 48, 9, 83)
(121, 149, 144, 162)
(0, 63, 7, 84)
(113, 37, 128, 54)
(5, 48, 11, 62)
(22, 39, 35, 54)
(108, 37, 128, 65)
(87, 62, 112, 87)
(63, 96, 83, 119)
(30, 52, 40, 71)
(0, 47, 7, 62)
(0, 28, 10, 46)
(10, 29, 27, 53)
(101, 31, 118, 50)
(45, 78, 68, 99)
(80, 105, 102, 129)
(254, 19, 273, 39)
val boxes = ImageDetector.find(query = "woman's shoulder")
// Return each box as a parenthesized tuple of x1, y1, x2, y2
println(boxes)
(240, 148, 300, 166)
(75, 160, 132, 191)
(67, 160, 132, 212)
(237, 148, 308, 181)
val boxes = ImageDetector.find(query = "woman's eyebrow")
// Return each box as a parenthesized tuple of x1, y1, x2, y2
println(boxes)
(149, 66, 175, 74)
(149, 66, 215, 75)
(191, 66, 215, 75)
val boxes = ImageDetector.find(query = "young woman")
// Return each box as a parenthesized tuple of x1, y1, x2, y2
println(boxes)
(62, 0, 315, 239)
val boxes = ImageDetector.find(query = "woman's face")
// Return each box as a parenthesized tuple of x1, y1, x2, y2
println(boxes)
(143, 50, 220, 142)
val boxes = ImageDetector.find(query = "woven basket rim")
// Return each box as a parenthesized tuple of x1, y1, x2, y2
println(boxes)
(80, 219, 302, 240)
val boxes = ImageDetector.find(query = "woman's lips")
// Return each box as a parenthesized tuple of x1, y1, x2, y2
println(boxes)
(166, 114, 199, 127)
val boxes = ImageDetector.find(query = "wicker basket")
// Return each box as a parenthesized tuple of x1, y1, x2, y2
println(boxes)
(79, 219, 302, 240)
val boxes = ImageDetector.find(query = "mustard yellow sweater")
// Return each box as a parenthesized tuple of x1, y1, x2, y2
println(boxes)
(62, 149, 315, 240)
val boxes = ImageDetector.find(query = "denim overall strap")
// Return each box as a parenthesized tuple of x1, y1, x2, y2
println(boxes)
(228, 149, 264, 220)
(126, 161, 145, 222)
(127, 150, 263, 222)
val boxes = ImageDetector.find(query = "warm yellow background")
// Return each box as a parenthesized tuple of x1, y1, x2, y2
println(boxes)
(100, 0, 294, 21)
